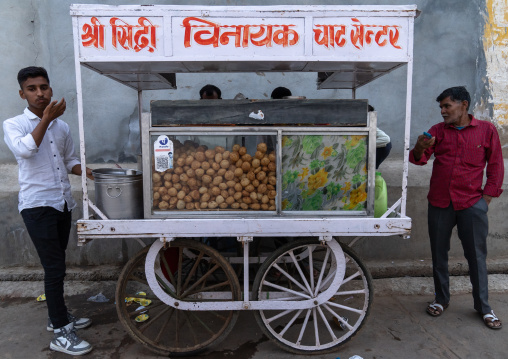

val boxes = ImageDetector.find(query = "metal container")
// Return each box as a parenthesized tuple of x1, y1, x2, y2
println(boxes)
(92, 168, 143, 219)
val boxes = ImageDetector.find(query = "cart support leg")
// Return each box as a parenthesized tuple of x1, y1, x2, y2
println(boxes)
(238, 236, 253, 308)
(159, 236, 175, 249)
(319, 235, 333, 245)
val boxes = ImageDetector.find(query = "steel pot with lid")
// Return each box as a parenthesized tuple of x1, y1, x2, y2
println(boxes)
(92, 168, 143, 219)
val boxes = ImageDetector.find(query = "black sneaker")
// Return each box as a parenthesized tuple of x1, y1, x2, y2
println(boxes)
(47, 312, 92, 331)
(50, 322, 93, 356)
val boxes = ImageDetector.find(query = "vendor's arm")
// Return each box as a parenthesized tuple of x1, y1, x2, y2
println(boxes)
(482, 126, 504, 204)
(3, 99, 67, 159)
(71, 164, 94, 180)
(409, 134, 435, 164)
(3, 120, 35, 158)
(31, 98, 66, 147)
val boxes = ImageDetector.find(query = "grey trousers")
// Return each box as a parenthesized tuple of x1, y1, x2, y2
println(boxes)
(428, 199, 491, 314)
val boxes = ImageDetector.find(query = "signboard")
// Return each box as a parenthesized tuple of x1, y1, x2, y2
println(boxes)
(173, 17, 305, 57)
(73, 5, 415, 62)
(79, 16, 162, 56)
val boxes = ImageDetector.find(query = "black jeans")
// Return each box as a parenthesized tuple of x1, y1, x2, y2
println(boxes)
(21, 205, 72, 329)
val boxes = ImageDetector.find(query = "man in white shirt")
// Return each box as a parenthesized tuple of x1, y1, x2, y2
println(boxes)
(368, 105, 392, 169)
(3, 67, 94, 356)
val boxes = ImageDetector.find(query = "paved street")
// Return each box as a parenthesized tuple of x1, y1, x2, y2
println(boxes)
(0, 280, 506, 359)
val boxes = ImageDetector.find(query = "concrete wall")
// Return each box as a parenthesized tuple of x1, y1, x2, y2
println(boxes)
(1, 0, 507, 268)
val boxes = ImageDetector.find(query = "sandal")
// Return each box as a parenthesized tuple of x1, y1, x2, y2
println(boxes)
(483, 311, 503, 330)
(426, 300, 449, 317)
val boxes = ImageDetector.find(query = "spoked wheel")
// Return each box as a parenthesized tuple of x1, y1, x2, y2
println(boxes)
(116, 239, 241, 356)
(252, 238, 373, 354)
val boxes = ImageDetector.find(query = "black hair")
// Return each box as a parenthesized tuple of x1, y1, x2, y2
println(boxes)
(271, 87, 292, 99)
(17, 66, 50, 89)
(199, 84, 221, 99)
(436, 86, 471, 111)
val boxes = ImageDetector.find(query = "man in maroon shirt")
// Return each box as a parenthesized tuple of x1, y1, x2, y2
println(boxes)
(409, 86, 504, 330)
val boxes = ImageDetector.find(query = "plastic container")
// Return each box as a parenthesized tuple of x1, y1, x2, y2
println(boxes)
(92, 168, 143, 219)
(374, 171, 387, 218)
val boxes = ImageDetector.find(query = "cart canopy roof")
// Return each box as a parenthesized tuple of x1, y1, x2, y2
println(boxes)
(71, 4, 418, 91)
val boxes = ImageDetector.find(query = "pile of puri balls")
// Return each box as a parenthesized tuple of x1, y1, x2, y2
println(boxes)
(152, 140, 277, 211)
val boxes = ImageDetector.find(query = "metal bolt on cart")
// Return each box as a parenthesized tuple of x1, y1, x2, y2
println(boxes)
(70, 4, 418, 355)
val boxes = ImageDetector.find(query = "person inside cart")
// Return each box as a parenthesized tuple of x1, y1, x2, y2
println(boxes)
(368, 105, 392, 169)
(271, 86, 292, 99)
(199, 84, 222, 99)
(3, 67, 95, 355)
(409, 86, 503, 329)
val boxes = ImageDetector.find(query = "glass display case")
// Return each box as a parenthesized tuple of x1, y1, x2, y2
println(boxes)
(149, 133, 278, 213)
(142, 99, 374, 218)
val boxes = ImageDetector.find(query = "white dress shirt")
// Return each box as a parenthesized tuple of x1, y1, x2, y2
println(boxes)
(3, 108, 80, 212)
(376, 128, 391, 148)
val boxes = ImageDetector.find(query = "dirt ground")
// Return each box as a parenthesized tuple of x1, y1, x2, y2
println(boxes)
(0, 281, 506, 359)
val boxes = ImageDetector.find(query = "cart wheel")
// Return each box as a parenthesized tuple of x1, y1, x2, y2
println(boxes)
(116, 239, 241, 356)
(252, 238, 373, 354)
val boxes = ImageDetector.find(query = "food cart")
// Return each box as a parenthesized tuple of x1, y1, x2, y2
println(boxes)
(70, 4, 418, 355)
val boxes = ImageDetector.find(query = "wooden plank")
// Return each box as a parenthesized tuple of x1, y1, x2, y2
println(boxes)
(151, 99, 368, 126)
